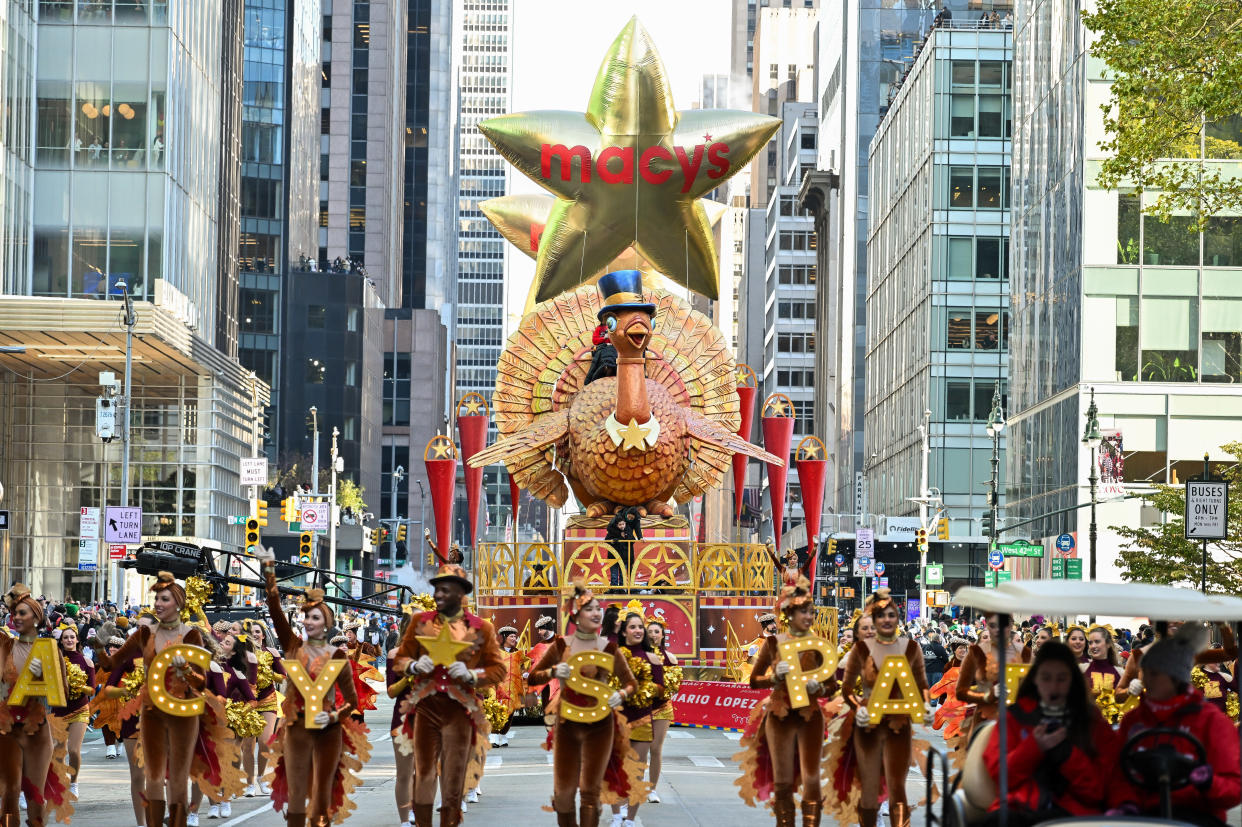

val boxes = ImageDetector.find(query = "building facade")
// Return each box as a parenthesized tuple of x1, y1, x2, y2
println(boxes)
(452, 0, 510, 536)
(1, 0, 35, 294)
(0, 0, 267, 601)
(319, 0, 405, 307)
(814, 0, 992, 519)
(1007, 0, 1242, 582)
(866, 27, 1012, 548)
(236, 0, 321, 454)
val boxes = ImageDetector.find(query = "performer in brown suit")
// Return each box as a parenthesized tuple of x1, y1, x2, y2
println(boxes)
(841, 588, 931, 827)
(393, 564, 505, 827)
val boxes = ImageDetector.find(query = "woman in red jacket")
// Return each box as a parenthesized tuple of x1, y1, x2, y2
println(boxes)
(1108, 623, 1241, 826)
(983, 641, 1116, 825)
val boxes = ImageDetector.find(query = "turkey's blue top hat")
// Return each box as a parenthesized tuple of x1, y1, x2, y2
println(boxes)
(596, 270, 656, 321)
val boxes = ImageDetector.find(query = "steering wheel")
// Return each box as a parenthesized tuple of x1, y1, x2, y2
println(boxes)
(1120, 726, 1206, 790)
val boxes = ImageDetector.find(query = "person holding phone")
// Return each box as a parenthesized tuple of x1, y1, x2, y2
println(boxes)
(982, 642, 1116, 825)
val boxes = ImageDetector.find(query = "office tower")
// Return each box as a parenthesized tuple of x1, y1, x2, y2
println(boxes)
(0, 0, 34, 293)
(1008, 0, 1242, 581)
(452, 0, 510, 536)
(237, 0, 321, 454)
(865, 26, 1013, 564)
(812, 0, 985, 516)
(319, 0, 406, 308)
(1, 0, 266, 599)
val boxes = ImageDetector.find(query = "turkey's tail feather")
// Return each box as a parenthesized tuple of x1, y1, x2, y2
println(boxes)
(685, 410, 783, 466)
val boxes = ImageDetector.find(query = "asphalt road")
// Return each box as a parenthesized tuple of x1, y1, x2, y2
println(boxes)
(70, 691, 944, 827)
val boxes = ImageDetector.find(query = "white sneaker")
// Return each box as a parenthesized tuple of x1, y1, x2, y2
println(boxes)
(106, 744, 118, 759)
(259, 781, 272, 795)
(466, 789, 479, 803)
(207, 804, 220, 819)
(500, 732, 510, 747)
(187, 814, 200, 827)
(623, 821, 636, 827)
(19, 793, 25, 810)
(610, 815, 624, 827)
(460, 799, 468, 814)
(69, 782, 78, 797)
(220, 802, 231, 817)
(647, 790, 661, 803)
(488, 734, 499, 746)
(244, 783, 255, 797)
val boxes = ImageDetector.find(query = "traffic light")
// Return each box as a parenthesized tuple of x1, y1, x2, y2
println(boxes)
(827, 537, 838, 555)
(245, 518, 260, 551)
(397, 524, 407, 543)
(299, 532, 313, 566)
(280, 496, 298, 523)
(369, 528, 381, 546)
(937, 517, 949, 540)
(980, 513, 994, 537)
(915, 527, 928, 552)
(426, 552, 434, 566)
(255, 499, 268, 528)
(395, 540, 408, 565)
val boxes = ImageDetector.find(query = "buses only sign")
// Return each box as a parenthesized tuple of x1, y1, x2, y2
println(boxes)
(1185, 481, 1229, 540)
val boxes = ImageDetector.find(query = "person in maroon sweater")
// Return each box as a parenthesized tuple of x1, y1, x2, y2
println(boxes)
(1108, 623, 1241, 826)
(982, 642, 1117, 825)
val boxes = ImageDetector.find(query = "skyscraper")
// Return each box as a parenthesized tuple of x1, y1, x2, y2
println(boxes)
(452, 0, 511, 534)
(0, 0, 34, 292)
(2, 0, 266, 599)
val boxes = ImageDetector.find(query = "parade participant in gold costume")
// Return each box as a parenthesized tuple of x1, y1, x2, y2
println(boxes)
(645, 616, 681, 805)
(244, 620, 284, 799)
(841, 588, 931, 827)
(1081, 624, 1130, 722)
(527, 582, 645, 827)
(736, 572, 838, 827)
(491, 626, 526, 747)
(50, 624, 93, 800)
(955, 611, 1031, 760)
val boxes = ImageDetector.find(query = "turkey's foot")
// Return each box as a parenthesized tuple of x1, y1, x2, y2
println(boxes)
(584, 500, 620, 518)
(643, 499, 675, 517)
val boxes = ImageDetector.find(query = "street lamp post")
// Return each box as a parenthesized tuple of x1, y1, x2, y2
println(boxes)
(390, 465, 404, 568)
(1081, 388, 1101, 587)
(309, 406, 319, 496)
(985, 382, 1005, 559)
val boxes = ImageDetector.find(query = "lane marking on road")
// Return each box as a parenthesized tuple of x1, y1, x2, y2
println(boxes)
(546, 753, 555, 764)
(666, 730, 696, 739)
(218, 803, 271, 827)
(685, 755, 724, 767)
(485, 755, 502, 768)
(721, 732, 742, 741)
(480, 768, 736, 779)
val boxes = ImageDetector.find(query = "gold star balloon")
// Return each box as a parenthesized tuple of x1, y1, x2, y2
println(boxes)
(479, 17, 779, 303)
(481, 193, 730, 313)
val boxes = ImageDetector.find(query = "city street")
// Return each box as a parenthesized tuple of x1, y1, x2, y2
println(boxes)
(71, 691, 943, 827)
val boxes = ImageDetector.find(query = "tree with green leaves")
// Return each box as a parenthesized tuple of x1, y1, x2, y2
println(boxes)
(335, 477, 368, 514)
(1112, 442, 1242, 592)
(1081, 0, 1242, 228)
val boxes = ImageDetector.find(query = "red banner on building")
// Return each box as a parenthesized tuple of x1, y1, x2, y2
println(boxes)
(672, 680, 770, 731)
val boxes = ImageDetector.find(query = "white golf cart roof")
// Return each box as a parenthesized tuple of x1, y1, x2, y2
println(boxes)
(953, 578, 1242, 621)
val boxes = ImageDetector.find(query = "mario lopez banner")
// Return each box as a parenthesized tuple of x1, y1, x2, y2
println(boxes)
(673, 680, 770, 731)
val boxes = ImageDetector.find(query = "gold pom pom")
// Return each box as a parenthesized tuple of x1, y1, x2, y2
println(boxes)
(120, 663, 147, 700)
(662, 665, 683, 701)
(225, 700, 265, 738)
(482, 689, 509, 732)
(1227, 690, 1239, 722)
(181, 576, 211, 623)
(256, 650, 276, 690)
(66, 662, 89, 700)
(621, 647, 659, 709)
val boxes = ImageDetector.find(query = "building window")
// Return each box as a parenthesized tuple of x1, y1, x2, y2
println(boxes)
(241, 289, 275, 334)
(343, 416, 357, 441)
(948, 166, 1008, 210)
(800, 130, 816, 150)
(778, 264, 816, 285)
(975, 311, 1000, 350)
(777, 300, 816, 320)
(947, 308, 972, 349)
(307, 305, 326, 328)
(383, 352, 411, 426)
(946, 381, 972, 420)
(306, 359, 326, 384)
(777, 333, 815, 353)
(344, 361, 358, 386)
(1140, 297, 1198, 381)
(1143, 215, 1199, 266)
(347, 307, 360, 332)
(950, 167, 974, 207)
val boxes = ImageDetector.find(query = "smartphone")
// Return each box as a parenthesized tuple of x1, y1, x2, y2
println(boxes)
(1040, 718, 1063, 733)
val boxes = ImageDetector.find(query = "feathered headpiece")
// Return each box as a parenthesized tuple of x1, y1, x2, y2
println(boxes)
(775, 571, 813, 618)
(623, 598, 647, 623)
(564, 579, 595, 618)
(301, 587, 335, 630)
(149, 571, 186, 609)
(4, 584, 43, 625)
(864, 587, 895, 619)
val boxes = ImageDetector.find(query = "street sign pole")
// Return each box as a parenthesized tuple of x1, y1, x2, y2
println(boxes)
(1185, 454, 1229, 593)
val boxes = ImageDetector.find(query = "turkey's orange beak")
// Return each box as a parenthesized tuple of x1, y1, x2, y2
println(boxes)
(612, 312, 650, 356)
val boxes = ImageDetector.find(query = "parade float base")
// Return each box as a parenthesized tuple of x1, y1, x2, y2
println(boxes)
(475, 515, 834, 674)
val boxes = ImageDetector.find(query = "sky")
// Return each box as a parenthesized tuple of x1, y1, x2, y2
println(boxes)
(501, 0, 735, 317)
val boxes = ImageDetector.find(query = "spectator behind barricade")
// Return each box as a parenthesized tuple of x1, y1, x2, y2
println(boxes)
(922, 632, 949, 696)
(1108, 623, 1242, 825)
(982, 642, 1117, 825)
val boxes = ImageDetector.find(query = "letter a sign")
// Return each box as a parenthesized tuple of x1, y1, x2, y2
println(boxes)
(1185, 481, 1228, 540)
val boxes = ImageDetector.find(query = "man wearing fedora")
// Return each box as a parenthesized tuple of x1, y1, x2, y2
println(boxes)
(394, 564, 506, 827)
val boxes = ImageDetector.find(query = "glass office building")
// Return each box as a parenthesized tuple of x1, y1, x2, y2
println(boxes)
(1, 1, 35, 294)
(866, 26, 1012, 538)
(1007, 0, 1242, 582)
(0, 0, 266, 601)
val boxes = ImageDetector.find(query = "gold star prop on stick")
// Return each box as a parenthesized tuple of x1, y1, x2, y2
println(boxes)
(479, 17, 778, 303)
(416, 623, 471, 667)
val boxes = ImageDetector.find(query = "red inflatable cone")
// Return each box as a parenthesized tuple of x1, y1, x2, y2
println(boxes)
(423, 434, 458, 565)
(761, 394, 796, 554)
(733, 364, 758, 522)
(456, 394, 489, 549)
(795, 436, 828, 587)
